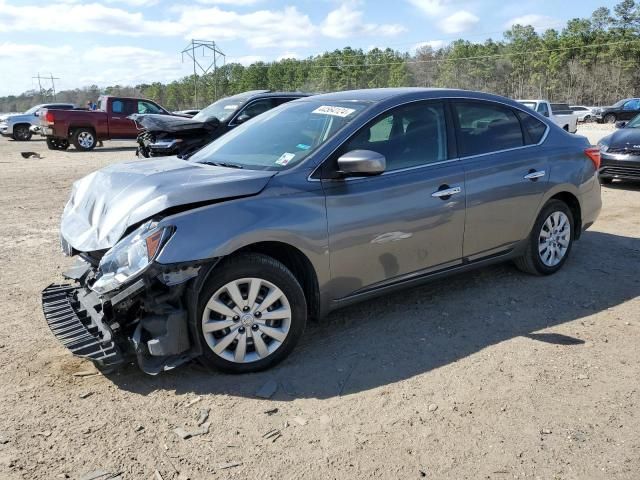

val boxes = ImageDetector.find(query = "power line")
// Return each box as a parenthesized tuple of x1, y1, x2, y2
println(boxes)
(223, 38, 640, 70)
(32, 73, 60, 101)
(181, 39, 226, 108)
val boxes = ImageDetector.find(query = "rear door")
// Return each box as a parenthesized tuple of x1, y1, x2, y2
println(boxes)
(453, 100, 550, 260)
(322, 100, 466, 299)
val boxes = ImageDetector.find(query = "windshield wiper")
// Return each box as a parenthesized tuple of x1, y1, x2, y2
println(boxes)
(200, 161, 244, 169)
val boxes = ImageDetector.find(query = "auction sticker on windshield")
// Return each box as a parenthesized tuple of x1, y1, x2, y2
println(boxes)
(312, 106, 356, 117)
(276, 152, 296, 166)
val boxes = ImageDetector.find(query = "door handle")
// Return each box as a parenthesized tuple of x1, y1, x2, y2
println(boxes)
(524, 170, 546, 181)
(431, 185, 462, 199)
(112, 117, 121, 120)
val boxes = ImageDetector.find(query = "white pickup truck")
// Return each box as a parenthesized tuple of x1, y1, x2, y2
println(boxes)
(517, 100, 578, 133)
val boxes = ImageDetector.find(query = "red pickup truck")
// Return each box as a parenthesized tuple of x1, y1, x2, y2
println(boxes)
(39, 96, 173, 151)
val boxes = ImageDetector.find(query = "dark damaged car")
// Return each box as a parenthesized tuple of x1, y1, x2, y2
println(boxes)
(132, 90, 309, 158)
(597, 114, 640, 183)
(42, 88, 602, 375)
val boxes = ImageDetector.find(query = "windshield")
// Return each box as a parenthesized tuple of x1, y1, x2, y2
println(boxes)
(24, 105, 44, 114)
(519, 101, 536, 109)
(627, 114, 640, 128)
(190, 100, 369, 170)
(193, 94, 255, 122)
(612, 99, 631, 108)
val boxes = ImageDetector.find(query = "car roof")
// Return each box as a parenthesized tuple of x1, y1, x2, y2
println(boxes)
(247, 91, 312, 99)
(307, 88, 521, 105)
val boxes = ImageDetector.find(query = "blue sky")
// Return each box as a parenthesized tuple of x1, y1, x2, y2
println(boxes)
(0, 0, 610, 96)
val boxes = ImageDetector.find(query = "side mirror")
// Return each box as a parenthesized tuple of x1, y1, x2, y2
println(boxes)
(615, 121, 627, 129)
(337, 150, 386, 177)
(235, 113, 251, 124)
(543, 111, 549, 117)
(34, 111, 40, 117)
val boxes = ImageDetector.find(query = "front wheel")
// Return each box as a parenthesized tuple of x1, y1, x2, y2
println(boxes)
(198, 254, 307, 373)
(514, 200, 574, 276)
(603, 113, 617, 124)
(12, 124, 32, 141)
(72, 128, 97, 151)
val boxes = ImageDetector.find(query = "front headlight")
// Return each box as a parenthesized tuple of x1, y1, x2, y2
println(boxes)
(91, 221, 173, 294)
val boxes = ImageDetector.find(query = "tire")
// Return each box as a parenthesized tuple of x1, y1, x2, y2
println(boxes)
(46, 137, 70, 150)
(514, 199, 574, 276)
(12, 124, 32, 141)
(603, 113, 616, 124)
(198, 253, 307, 373)
(599, 176, 613, 185)
(72, 128, 97, 151)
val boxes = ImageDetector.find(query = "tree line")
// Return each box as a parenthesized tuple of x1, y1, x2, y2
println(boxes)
(1, 0, 639, 113)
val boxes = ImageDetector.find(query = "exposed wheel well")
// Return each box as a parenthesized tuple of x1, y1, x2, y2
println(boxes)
(234, 242, 321, 321)
(550, 192, 582, 239)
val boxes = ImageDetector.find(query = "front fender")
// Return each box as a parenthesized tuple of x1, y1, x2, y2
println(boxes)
(154, 187, 330, 300)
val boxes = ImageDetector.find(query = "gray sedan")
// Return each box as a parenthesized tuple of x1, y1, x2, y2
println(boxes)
(42, 88, 602, 375)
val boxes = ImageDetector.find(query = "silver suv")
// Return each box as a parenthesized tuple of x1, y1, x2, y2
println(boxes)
(42, 88, 602, 375)
(0, 103, 75, 141)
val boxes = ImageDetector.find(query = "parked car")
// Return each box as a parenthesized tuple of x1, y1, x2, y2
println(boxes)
(518, 100, 578, 133)
(39, 96, 173, 151)
(133, 91, 310, 158)
(570, 105, 596, 123)
(597, 114, 640, 183)
(42, 88, 602, 375)
(0, 103, 75, 141)
(594, 98, 640, 124)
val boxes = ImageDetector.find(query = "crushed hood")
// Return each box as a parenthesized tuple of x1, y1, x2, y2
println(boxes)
(61, 156, 276, 252)
(129, 113, 219, 133)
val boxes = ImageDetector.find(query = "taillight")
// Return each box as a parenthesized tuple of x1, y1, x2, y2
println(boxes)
(44, 111, 55, 125)
(584, 147, 600, 170)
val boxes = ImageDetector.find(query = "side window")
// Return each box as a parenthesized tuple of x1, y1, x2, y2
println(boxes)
(112, 100, 124, 114)
(342, 102, 448, 171)
(238, 99, 275, 120)
(516, 110, 547, 145)
(536, 103, 550, 117)
(623, 100, 640, 111)
(138, 101, 164, 114)
(454, 101, 524, 156)
(272, 97, 296, 107)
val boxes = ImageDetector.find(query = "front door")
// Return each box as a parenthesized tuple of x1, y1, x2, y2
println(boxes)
(322, 101, 466, 299)
(108, 99, 137, 138)
(452, 100, 550, 259)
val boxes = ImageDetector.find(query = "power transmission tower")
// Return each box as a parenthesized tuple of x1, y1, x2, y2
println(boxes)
(32, 73, 60, 101)
(181, 39, 226, 108)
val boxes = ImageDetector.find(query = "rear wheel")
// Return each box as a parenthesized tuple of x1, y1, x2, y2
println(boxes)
(514, 200, 574, 276)
(12, 124, 32, 141)
(198, 254, 307, 373)
(603, 113, 616, 124)
(72, 128, 97, 151)
(46, 137, 70, 150)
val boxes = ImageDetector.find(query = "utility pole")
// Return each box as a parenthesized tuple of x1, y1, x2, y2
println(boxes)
(32, 73, 60, 101)
(181, 39, 226, 108)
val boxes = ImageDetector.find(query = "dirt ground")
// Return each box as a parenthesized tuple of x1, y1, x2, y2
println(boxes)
(0, 126, 638, 480)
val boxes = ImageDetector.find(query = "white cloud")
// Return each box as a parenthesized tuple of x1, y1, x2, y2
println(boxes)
(277, 52, 301, 61)
(440, 10, 479, 34)
(195, 0, 260, 4)
(414, 40, 446, 51)
(227, 55, 267, 66)
(178, 6, 316, 48)
(504, 14, 562, 31)
(407, 0, 448, 16)
(321, 3, 406, 39)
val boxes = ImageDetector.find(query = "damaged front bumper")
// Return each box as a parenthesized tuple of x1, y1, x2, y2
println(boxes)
(42, 258, 207, 375)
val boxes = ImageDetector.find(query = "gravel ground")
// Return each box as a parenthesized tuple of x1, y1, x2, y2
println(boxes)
(0, 126, 638, 480)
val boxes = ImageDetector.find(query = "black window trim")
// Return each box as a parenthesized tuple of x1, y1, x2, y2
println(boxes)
(450, 98, 549, 161)
(308, 96, 550, 182)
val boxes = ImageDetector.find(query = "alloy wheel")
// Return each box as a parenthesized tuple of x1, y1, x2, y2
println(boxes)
(77, 131, 95, 149)
(538, 211, 571, 267)
(201, 277, 292, 363)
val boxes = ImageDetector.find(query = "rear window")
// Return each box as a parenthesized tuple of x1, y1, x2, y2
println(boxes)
(454, 101, 524, 156)
(516, 111, 547, 145)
